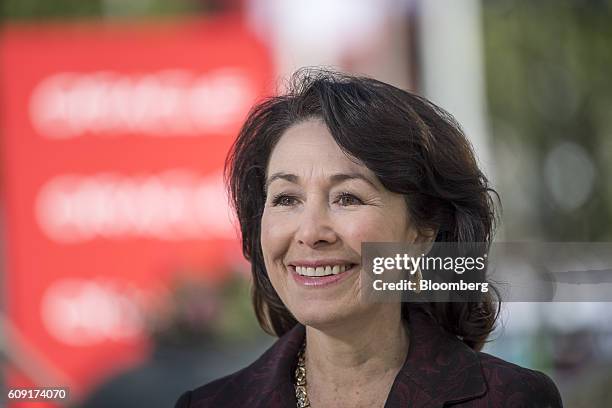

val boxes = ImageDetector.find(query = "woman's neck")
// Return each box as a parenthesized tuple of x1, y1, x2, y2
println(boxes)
(303, 306, 409, 407)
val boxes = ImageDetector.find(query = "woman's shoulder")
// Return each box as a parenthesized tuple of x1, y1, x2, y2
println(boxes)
(174, 325, 305, 408)
(475, 350, 563, 406)
(174, 367, 251, 408)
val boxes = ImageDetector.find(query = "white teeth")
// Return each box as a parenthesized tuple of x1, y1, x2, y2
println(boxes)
(294, 264, 352, 277)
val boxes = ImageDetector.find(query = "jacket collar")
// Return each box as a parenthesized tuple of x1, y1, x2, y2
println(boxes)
(386, 307, 487, 407)
(247, 307, 487, 407)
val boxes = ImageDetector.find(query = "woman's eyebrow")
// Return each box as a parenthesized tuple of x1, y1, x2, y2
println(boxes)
(329, 173, 380, 190)
(265, 172, 297, 192)
(265, 172, 379, 191)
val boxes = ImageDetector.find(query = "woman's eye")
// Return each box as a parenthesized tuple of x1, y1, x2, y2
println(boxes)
(336, 193, 363, 206)
(271, 194, 298, 206)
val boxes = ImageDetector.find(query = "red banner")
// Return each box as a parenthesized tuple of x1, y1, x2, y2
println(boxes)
(0, 16, 273, 405)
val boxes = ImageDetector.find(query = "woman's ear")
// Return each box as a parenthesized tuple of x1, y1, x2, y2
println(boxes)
(415, 227, 437, 254)
(405, 226, 436, 244)
(415, 227, 437, 243)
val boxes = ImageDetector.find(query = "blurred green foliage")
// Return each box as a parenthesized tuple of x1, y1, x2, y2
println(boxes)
(1, 0, 223, 21)
(483, 0, 612, 240)
(149, 273, 262, 348)
(217, 276, 262, 342)
(2, 0, 103, 20)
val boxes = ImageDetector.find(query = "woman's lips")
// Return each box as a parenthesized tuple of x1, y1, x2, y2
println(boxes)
(289, 264, 358, 287)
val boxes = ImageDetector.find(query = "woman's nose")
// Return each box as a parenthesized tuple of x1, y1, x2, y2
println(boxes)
(294, 200, 338, 248)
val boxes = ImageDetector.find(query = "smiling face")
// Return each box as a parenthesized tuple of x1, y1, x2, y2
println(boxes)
(261, 119, 419, 330)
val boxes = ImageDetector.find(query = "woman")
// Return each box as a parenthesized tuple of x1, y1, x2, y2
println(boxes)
(175, 69, 563, 407)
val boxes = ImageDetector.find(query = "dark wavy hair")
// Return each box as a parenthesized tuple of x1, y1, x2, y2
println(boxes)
(225, 69, 501, 351)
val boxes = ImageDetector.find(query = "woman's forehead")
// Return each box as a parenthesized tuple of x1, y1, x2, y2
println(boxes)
(267, 119, 366, 175)
(265, 124, 385, 192)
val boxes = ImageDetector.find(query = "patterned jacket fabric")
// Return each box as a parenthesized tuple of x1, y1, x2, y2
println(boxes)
(175, 308, 563, 407)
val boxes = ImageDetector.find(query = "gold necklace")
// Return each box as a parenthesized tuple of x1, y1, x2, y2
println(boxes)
(294, 341, 311, 407)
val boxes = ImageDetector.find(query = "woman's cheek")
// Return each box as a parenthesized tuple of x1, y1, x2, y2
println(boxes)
(261, 212, 291, 250)
(339, 211, 393, 242)
(261, 211, 293, 269)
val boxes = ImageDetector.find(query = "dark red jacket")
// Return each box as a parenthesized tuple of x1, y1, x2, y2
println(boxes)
(175, 308, 563, 407)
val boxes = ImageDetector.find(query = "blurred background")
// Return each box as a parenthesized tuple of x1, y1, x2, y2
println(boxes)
(1, 0, 611, 407)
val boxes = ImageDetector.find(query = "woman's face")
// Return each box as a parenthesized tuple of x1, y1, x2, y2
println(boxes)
(261, 119, 419, 329)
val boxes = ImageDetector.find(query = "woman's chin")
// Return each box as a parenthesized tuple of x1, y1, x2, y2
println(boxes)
(289, 301, 369, 331)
